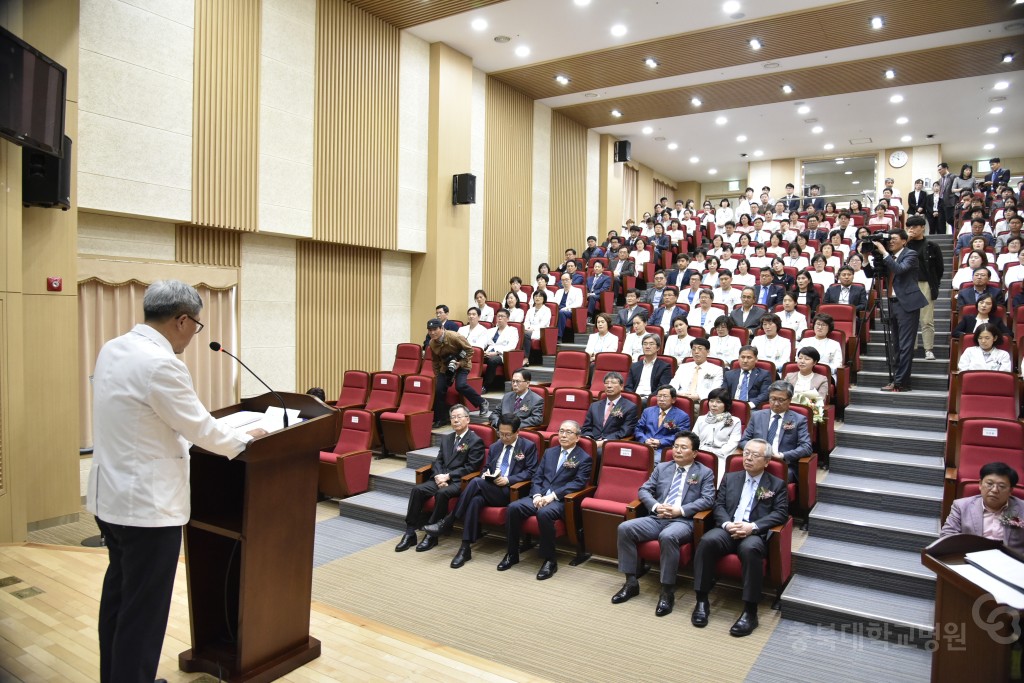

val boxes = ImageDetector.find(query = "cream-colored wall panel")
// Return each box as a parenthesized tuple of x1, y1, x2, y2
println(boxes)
(237, 346, 296, 397)
(260, 56, 315, 121)
(531, 102, 551, 268)
(80, 0, 193, 82)
(79, 112, 190, 190)
(397, 31, 429, 255)
(240, 233, 295, 396)
(259, 107, 313, 165)
(586, 130, 600, 237)
(240, 300, 294, 349)
(258, 204, 313, 239)
(380, 251, 411, 371)
(262, 3, 315, 74)
(78, 174, 191, 222)
(259, 155, 313, 213)
(240, 233, 296, 301)
(77, 211, 176, 260)
(467, 68, 487, 295)
(265, 0, 315, 26)
(79, 50, 191, 136)
(120, 0, 194, 27)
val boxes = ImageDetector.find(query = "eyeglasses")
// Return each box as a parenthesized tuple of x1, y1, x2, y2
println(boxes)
(557, 428, 579, 435)
(186, 315, 204, 335)
(742, 450, 767, 460)
(981, 480, 1010, 492)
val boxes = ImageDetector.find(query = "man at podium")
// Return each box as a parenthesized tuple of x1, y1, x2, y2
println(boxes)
(86, 280, 266, 683)
(941, 461, 1024, 554)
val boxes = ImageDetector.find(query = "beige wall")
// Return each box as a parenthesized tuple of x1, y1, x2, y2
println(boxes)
(598, 135, 623, 235)
(397, 31, 430, 254)
(531, 103, 552, 267)
(239, 234, 297, 396)
(467, 67, 487, 300)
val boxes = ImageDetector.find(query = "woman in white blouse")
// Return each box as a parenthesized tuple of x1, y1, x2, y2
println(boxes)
(585, 313, 620, 362)
(630, 237, 651, 272)
(731, 258, 756, 288)
(504, 292, 525, 323)
(521, 291, 551, 364)
(752, 313, 793, 374)
(958, 323, 1012, 373)
(802, 313, 843, 377)
(702, 256, 721, 288)
(765, 232, 787, 258)
(828, 230, 851, 258)
(715, 198, 734, 225)
(819, 243, 843, 271)
(951, 251, 1000, 290)
(693, 387, 743, 483)
(778, 293, 808, 338)
(686, 290, 719, 334)
(663, 317, 694, 364)
(708, 316, 741, 365)
(868, 204, 893, 230)
(846, 253, 873, 288)
(997, 236, 1022, 271)
(784, 244, 809, 271)
(809, 255, 836, 287)
(474, 289, 494, 323)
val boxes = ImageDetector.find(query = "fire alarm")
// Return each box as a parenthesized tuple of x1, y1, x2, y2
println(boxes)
(47, 276, 62, 291)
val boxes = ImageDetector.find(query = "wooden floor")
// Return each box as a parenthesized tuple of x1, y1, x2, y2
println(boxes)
(0, 543, 549, 683)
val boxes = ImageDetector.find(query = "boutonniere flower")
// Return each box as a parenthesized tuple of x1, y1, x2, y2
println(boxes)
(783, 420, 795, 431)
(756, 486, 775, 501)
(456, 442, 468, 453)
(664, 419, 676, 431)
(687, 474, 700, 485)
(611, 407, 625, 419)
(563, 458, 579, 469)
(519, 405, 530, 413)
(1000, 511, 1024, 529)
(723, 416, 733, 427)
(514, 451, 525, 461)
(703, 372, 714, 381)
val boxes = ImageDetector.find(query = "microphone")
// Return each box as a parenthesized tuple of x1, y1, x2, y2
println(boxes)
(209, 341, 288, 429)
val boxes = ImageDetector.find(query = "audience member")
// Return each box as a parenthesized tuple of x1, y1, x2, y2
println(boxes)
(481, 309, 520, 389)
(730, 288, 766, 331)
(723, 346, 772, 410)
(555, 273, 583, 341)
(753, 269, 785, 309)
(791, 270, 820, 314)
(625, 335, 673, 401)
(692, 387, 743, 482)
(504, 291, 525, 323)
(957, 323, 1012, 372)
(670, 338, 724, 402)
(956, 267, 1005, 309)
(801, 313, 843, 377)
(940, 462, 1024, 553)
(622, 313, 650, 362)
(521, 291, 552, 365)
(458, 307, 491, 349)
(739, 381, 812, 483)
(713, 271, 742, 310)
(784, 347, 829, 403)
(581, 372, 639, 458)
(586, 261, 612, 318)
(617, 289, 644, 327)
(709, 316, 741, 365)
(585, 312, 620, 362)
(422, 304, 461, 348)
(686, 289, 719, 335)
(490, 369, 544, 430)
(663, 318, 695, 364)
(649, 286, 686, 330)
(778, 293, 808, 338)
(581, 236, 605, 262)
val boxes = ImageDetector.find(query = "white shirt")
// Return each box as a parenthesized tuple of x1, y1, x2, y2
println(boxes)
(779, 309, 808, 338)
(585, 332, 619, 356)
(555, 286, 583, 311)
(477, 306, 494, 323)
(959, 346, 1012, 372)
(507, 307, 525, 323)
(809, 270, 836, 287)
(687, 306, 719, 334)
(622, 332, 646, 361)
(663, 334, 694, 364)
(86, 325, 252, 527)
(751, 334, 793, 374)
(670, 361, 724, 400)
(709, 335, 741, 365)
(523, 306, 552, 340)
(485, 325, 520, 354)
(458, 323, 492, 349)
(713, 286, 742, 310)
(802, 336, 843, 375)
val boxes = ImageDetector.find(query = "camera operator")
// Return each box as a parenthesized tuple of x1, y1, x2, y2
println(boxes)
(873, 229, 928, 392)
(427, 319, 490, 428)
(904, 216, 944, 361)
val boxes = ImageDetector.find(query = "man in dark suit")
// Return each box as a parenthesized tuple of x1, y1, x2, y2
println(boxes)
(753, 269, 785, 309)
(585, 261, 611, 317)
(876, 229, 929, 391)
(609, 246, 637, 303)
(823, 267, 868, 314)
(498, 420, 593, 579)
(730, 288, 766, 331)
(582, 371, 639, 457)
(490, 368, 545, 430)
(802, 184, 825, 212)
(739, 381, 812, 483)
(984, 157, 1011, 189)
(613, 431, 714, 616)
(563, 259, 585, 285)
(642, 271, 669, 308)
(424, 413, 538, 568)
(906, 179, 927, 216)
(625, 336, 674, 401)
(691, 438, 789, 637)
(954, 219, 994, 259)
(648, 286, 686, 330)
(724, 346, 772, 410)
(617, 289, 643, 328)
(802, 215, 829, 243)
(956, 268, 1005, 309)
(634, 386, 691, 452)
(781, 183, 800, 212)
(396, 404, 485, 552)
(667, 253, 699, 291)
(421, 304, 461, 348)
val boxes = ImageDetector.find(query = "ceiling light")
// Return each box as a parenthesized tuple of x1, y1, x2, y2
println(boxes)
(610, 109, 622, 118)
(645, 58, 658, 68)
(884, 69, 895, 79)
(691, 97, 702, 107)
(987, 126, 999, 134)
(994, 81, 1009, 90)
(736, 134, 747, 142)
(555, 75, 570, 85)
(845, 171, 853, 175)
(871, 16, 884, 29)
(667, 143, 678, 150)
(610, 24, 627, 37)
(797, 105, 810, 115)
(689, 156, 700, 163)
(515, 45, 531, 57)
(1003, 53, 1015, 64)
(823, 143, 834, 150)
(852, 181, 860, 185)
(990, 106, 1004, 114)
(494, 35, 511, 43)
(889, 94, 903, 103)
(574, 0, 592, 5)
(471, 18, 488, 31)
(811, 125, 823, 134)
(753, 150, 764, 157)
(715, 116, 728, 125)
(723, 1, 741, 13)
(900, 135, 912, 142)
(836, 160, 845, 165)
(984, 143, 995, 150)
(896, 116, 908, 125)
(642, 126, 653, 135)
(781, 84, 793, 94)
(654, 136, 665, 141)
(749, 39, 762, 50)
(708, 169, 718, 175)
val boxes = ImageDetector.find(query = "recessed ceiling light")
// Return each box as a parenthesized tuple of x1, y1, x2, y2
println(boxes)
(984, 143, 995, 150)
(723, 1, 741, 13)
(715, 116, 728, 125)
(494, 35, 511, 43)
(708, 168, 718, 175)
(610, 109, 622, 118)
(990, 106, 1004, 114)
(836, 160, 845, 165)
(896, 116, 908, 125)
(574, 0, 591, 5)
(884, 69, 895, 79)
(736, 134, 747, 142)
(987, 126, 999, 134)
(610, 24, 627, 37)
(645, 58, 658, 68)
(871, 16, 884, 29)
(901, 135, 912, 142)
(583, 92, 598, 98)
(749, 39, 762, 50)
(852, 181, 860, 185)
(555, 75, 570, 85)
(781, 84, 793, 94)
(667, 143, 678, 150)
(823, 143, 834, 150)
(691, 97, 702, 107)
(689, 156, 700, 163)
(797, 105, 810, 115)
(889, 94, 903, 103)
(811, 125, 823, 134)
(642, 126, 653, 135)
(654, 136, 665, 141)
(845, 171, 853, 175)
(1003, 53, 1015, 63)
(994, 81, 1009, 90)
(471, 18, 488, 31)
(753, 150, 764, 157)
(515, 45, 531, 57)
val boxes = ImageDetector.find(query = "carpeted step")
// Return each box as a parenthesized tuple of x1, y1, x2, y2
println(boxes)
(827, 447, 944, 486)
(848, 387, 947, 411)
(855, 370, 948, 392)
(407, 445, 438, 470)
(369, 467, 417, 496)
(793, 537, 935, 600)
(835, 424, 946, 456)
(337, 490, 410, 531)
(816, 473, 943, 517)
(842, 405, 947, 432)
(858, 356, 950, 376)
(864, 342, 952, 360)
(808, 502, 939, 552)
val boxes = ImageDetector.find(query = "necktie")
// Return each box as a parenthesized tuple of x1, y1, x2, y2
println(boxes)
(603, 400, 614, 424)
(498, 445, 512, 477)
(492, 328, 500, 343)
(658, 410, 667, 428)
(767, 413, 781, 445)
(734, 476, 757, 523)
(759, 287, 768, 305)
(557, 449, 569, 469)
(739, 371, 750, 401)
(663, 467, 684, 506)
(689, 364, 701, 394)
(513, 395, 523, 413)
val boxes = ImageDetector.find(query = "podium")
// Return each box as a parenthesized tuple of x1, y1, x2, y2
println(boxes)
(179, 392, 337, 682)
(921, 534, 1022, 683)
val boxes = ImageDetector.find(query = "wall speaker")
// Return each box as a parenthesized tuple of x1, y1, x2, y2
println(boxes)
(614, 140, 631, 163)
(452, 173, 476, 205)
(23, 135, 72, 210)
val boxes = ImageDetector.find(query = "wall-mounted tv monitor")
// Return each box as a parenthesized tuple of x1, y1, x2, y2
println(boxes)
(0, 25, 67, 158)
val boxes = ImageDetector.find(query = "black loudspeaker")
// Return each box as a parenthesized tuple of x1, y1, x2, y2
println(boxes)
(23, 135, 72, 210)
(614, 140, 631, 163)
(452, 173, 476, 205)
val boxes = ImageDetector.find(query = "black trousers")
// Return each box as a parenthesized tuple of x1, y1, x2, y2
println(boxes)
(453, 477, 511, 541)
(433, 369, 483, 422)
(506, 497, 565, 560)
(405, 480, 462, 529)
(96, 518, 182, 683)
(693, 526, 769, 604)
(888, 298, 920, 388)
(481, 355, 503, 390)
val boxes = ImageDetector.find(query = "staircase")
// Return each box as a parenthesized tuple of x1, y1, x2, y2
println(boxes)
(781, 234, 954, 646)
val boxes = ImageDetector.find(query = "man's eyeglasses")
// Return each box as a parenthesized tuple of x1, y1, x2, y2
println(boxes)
(557, 428, 578, 435)
(186, 315, 204, 335)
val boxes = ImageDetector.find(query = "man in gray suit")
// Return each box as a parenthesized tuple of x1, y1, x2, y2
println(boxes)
(936, 162, 956, 231)
(739, 381, 812, 483)
(941, 462, 1024, 555)
(875, 228, 929, 392)
(490, 369, 544, 430)
(612, 431, 715, 617)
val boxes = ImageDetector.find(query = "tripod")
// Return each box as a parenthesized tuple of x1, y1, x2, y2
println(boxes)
(875, 261, 897, 386)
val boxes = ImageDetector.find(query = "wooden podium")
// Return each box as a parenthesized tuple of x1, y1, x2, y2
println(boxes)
(179, 392, 337, 682)
(922, 534, 1023, 683)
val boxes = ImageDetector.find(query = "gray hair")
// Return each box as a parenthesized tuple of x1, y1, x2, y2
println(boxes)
(768, 380, 794, 398)
(560, 420, 581, 435)
(745, 437, 773, 458)
(143, 280, 202, 322)
(449, 404, 471, 419)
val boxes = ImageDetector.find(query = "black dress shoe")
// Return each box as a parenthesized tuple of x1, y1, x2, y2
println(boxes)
(655, 592, 675, 617)
(691, 599, 710, 627)
(450, 546, 472, 568)
(497, 553, 519, 571)
(536, 559, 558, 580)
(395, 532, 417, 552)
(424, 515, 454, 537)
(729, 610, 759, 637)
(415, 534, 438, 552)
(611, 582, 640, 604)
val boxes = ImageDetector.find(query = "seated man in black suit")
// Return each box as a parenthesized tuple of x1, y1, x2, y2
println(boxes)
(730, 288, 765, 331)
(424, 413, 538, 568)
(954, 219, 994, 259)
(582, 371, 639, 458)
(396, 404, 485, 552)
(723, 346, 773, 411)
(648, 285, 686, 330)
(498, 420, 593, 580)
(617, 288, 644, 328)
(667, 252, 699, 290)
(625, 334, 673, 402)
(956, 267, 1005, 309)
(612, 431, 715, 616)
(739, 381, 812, 483)
(691, 438, 789, 637)
(823, 266, 868, 313)
(752, 269, 784, 309)
(490, 368, 545, 429)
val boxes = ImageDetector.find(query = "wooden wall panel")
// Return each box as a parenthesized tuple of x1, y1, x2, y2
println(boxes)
(344, 0, 508, 30)
(296, 241, 381, 398)
(314, 0, 398, 249)
(193, 0, 260, 232)
(483, 77, 533, 297)
(176, 225, 242, 268)
(549, 112, 588, 261)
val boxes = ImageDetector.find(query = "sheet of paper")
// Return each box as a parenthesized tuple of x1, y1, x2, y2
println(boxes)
(950, 564, 1024, 609)
(966, 548, 1024, 592)
(255, 406, 301, 433)
(216, 411, 264, 429)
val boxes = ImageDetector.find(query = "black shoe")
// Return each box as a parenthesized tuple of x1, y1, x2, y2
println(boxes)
(655, 591, 675, 617)
(395, 532, 417, 552)
(691, 599, 710, 627)
(611, 582, 640, 604)
(415, 534, 438, 552)
(536, 559, 558, 580)
(424, 515, 454, 537)
(729, 610, 759, 637)
(497, 553, 519, 571)
(450, 546, 472, 568)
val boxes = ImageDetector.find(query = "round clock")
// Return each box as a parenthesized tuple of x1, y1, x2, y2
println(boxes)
(889, 150, 908, 168)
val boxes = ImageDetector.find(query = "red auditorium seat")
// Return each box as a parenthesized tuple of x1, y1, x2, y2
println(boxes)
(362, 372, 402, 446)
(331, 370, 370, 410)
(589, 353, 632, 400)
(578, 441, 655, 560)
(536, 388, 592, 442)
(318, 409, 374, 499)
(379, 375, 436, 456)
(390, 343, 422, 377)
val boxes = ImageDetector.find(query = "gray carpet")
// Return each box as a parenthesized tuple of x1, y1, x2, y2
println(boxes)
(313, 515, 400, 567)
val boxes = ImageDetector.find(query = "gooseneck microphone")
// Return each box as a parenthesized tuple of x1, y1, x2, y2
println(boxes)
(210, 341, 289, 429)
